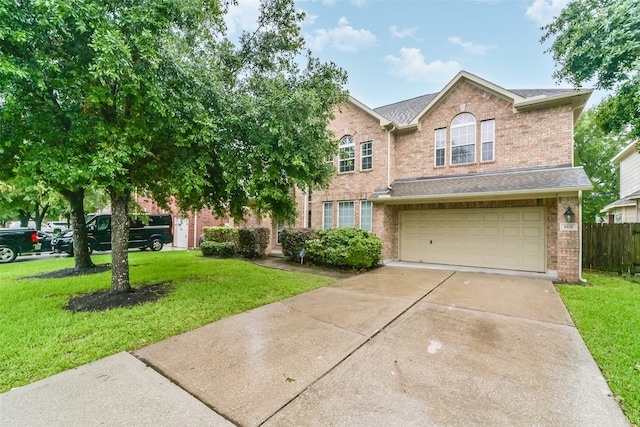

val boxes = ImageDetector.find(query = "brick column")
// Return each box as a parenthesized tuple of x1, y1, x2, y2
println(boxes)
(557, 196, 580, 282)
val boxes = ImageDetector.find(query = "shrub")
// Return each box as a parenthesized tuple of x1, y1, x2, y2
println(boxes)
(203, 227, 238, 248)
(305, 227, 382, 270)
(281, 228, 318, 262)
(200, 241, 236, 258)
(238, 227, 270, 259)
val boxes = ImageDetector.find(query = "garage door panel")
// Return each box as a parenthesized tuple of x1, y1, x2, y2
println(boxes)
(502, 226, 520, 238)
(522, 226, 542, 238)
(400, 208, 545, 272)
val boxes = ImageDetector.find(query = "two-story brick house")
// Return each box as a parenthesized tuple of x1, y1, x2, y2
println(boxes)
(292, 71, 592, 282)
(601, 141, 640, 223)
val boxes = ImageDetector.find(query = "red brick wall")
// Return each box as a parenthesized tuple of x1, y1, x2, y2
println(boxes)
(135, 194, 228, 248)
(395, 81, 574, 180)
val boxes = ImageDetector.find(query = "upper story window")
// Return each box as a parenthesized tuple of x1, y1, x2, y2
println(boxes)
(481, 119, 495, 162)
(361, 141, 373, 170)
(434, 128, 446, 167)
(339, 135, 355, 173)
(451, 113, 476, 165)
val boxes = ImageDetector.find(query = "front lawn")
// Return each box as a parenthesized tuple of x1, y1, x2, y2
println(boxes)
(557, 272, 640, 425)
(0, 251, 334, 393)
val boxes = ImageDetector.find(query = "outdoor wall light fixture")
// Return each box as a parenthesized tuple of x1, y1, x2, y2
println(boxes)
(564, 206, 575, 223)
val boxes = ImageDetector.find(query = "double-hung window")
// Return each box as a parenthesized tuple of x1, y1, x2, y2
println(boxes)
(434, 128, 446, 167)
(451, 113, 476, 165)
(360, 201, 372, 232)
(339, 135, 355, 173)
(323, 202, 333, 229)
(361, 141, 373, 170)
(338, 201, 355, 227)
(481, 119, 495, 162)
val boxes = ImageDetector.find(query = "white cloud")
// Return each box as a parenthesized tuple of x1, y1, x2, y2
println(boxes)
(526, 0, 570, 26)
(224, 0, 261, 35)
(306, 17, 377, 52)
(383, 47, 461, 83)
(448, 37, 495, 55)
(389, 25, 418, 39)
(302, 13, 318, 26)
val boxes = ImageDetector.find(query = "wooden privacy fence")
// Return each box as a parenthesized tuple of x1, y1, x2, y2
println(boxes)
(582, 223, 640, 273)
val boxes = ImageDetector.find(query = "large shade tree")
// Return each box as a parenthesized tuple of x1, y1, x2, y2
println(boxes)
(542, 0, 640, 139)
(0, 0, 107, 269)
(573, 109, 630, 222)
(0, 0, 347, 292)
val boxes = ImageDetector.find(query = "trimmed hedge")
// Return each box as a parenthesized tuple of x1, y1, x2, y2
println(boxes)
(202, 226, 238, 248)
(306, 227, 382, 270)
(200, 241, 236, 257)
(281, 228, 318, 263)
(238, 227, 270, 259)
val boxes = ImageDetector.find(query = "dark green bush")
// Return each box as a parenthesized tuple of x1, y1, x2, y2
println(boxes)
(200, 241, 236, 257)
(306, 227, 382, 270)
(281, 228, 318, 262)
(238, 227, 270, 259)
(203, 227, 238, 248)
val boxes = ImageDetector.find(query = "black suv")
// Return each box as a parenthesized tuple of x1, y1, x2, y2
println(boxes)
(53, 214, 173, 255)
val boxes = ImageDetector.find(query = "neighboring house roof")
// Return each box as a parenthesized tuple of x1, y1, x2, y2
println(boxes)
(353, 70, 592, 129)
(611, 141, 639, 163)
(601, 197, 638, 213)
(370, 166, 593, 203)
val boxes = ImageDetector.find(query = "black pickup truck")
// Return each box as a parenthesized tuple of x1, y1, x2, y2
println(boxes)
(0, 228, 39, 264)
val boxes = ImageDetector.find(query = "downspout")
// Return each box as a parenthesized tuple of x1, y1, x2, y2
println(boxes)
(387, 126, 395, 189)
(578, 190, 587, 283)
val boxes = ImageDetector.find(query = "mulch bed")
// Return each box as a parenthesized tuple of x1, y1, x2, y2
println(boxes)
(25, 263, 172, 312)
(65, 283, 173, 313)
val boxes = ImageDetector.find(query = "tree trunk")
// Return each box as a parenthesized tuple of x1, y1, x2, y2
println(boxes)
(33, 202, 49, 231)
(110, 188, 131, 292)
(18, 210, 30, 227)
(64, 189, 95, 270)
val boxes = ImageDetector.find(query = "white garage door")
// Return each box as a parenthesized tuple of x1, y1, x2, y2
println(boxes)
(399, 208, 546, 272)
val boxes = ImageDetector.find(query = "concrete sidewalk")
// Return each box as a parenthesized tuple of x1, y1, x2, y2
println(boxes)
(0, 266, 629, 426)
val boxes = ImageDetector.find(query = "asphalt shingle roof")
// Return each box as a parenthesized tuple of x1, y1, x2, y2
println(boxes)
(372, 89, 579, 125)
(370, 166, 593, 201)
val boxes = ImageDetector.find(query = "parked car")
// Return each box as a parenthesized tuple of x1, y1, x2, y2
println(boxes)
(54, 214, 173, 255)
(51, 230, 75, 255)
(42, 221, 70, 234)
(0, 228, 39, 263)
(37, 231, 54, 252)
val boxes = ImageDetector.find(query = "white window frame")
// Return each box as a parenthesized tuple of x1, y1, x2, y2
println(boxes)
(481, 119, 495, 162)
(360, 141, 373, 171)
(323, 202, 333, 229)
(339, 135, 355, 173)
(360, 200, 373, 232)
(337, 201, 355, 228)
(434, 128, 446, 167)
(451, 113, 476, 165)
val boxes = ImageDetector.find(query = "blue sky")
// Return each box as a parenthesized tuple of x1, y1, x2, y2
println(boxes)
(225, 0, 604, 109)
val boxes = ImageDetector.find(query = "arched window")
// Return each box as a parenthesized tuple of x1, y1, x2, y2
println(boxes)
(339, 135, 355, 173)
(451, 113, 476, 165)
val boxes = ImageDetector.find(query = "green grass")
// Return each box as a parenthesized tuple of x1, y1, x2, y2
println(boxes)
(0, 251, 334, 393)
(557, 272, 640, 425)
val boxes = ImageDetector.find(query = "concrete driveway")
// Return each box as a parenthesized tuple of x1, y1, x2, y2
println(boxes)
(1, 267, 628, 426)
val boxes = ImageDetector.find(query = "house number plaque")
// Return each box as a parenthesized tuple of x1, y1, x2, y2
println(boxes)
(560, 223, 578, 232)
